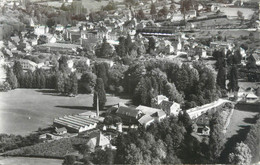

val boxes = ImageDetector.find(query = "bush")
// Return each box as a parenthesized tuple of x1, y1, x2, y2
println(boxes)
(0, 82, 11, 92)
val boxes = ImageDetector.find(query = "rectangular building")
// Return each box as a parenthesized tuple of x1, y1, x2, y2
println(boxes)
(53, 114, 100, 133)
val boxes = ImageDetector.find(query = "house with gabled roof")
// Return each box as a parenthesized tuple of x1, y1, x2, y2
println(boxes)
(138, 115, 154, 128)
(151, 95, 181, 116)
(87, 131, 111, 152)
(247, 50, 260, 67)
(55, 127, 67, 135)
(116, 105, 143, 124)
(137, 105, 167, 128)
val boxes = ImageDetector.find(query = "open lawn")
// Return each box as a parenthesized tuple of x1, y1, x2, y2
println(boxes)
(0, 157, 63, 165)
(225, 109, 259, 139)
(0, 89, 130, 136)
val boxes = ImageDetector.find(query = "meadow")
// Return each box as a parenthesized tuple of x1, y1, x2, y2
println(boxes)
(0, 89, 130, 136)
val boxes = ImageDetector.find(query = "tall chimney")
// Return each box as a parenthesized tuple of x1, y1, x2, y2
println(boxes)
(96, 93, 99, 118)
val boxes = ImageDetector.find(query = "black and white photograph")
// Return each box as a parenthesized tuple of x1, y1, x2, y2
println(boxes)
(0, 0, 259, 164)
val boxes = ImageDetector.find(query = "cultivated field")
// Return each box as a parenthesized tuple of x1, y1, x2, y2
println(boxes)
(0, 89, 130, 136)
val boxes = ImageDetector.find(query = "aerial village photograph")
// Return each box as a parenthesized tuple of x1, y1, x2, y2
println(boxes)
(0, 0, 259, 164)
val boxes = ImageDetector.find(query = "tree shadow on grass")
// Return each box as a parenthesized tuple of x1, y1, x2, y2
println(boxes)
(55, 105, 114, 111)
(219, 112, 260, 163)
(55, 106, 94, 111)
(35, 89, 66, 97)
(243, 117, 258, 124)
(220, 125, 251, 163)
(35, 89, 57, 94)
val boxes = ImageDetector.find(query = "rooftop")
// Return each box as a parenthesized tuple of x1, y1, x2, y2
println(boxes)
(116, 106, 141, 118)
(138, 115, 154, 125)
(136, 105, 161, 116)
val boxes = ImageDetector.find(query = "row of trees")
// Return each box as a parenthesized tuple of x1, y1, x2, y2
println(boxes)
(7, 61, 56, 89)
(214, 49, 240, 96)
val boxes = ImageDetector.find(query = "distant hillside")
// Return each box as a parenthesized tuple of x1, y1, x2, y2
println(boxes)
(30, 0, 109, 12)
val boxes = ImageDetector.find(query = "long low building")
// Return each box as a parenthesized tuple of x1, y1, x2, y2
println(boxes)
(54, 114, 100, 133)
(36, 43, 81, 54)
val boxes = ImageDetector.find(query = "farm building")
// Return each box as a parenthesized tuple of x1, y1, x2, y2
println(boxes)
(53, 114, 100, 133)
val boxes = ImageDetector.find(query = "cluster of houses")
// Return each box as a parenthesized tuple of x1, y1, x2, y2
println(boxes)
(107, 95, 182, 128)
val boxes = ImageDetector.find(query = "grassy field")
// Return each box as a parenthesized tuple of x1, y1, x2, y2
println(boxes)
(0, 89, 130, 136)
(0, 157, 63, 165)
(225, 109, 259, 139)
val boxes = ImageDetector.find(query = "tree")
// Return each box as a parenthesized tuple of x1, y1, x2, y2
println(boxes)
(133, 77, 153, 106)
(164, 82, 184, 104)
(216, 66, 226, 89)
(93, 78, 107, 110)
(92, 148, 114, 165)
(116, 36, 126, 57)
(13, 61, 24, 87)
(37, 35, 48, 45)
(209, 111, 225, 163)
(58, 56, 70, 72)
(244, 115, 260, 163)
(70, 72, 78, 95)
(93, 63, 109, 88)
(125, 34, 132, 54)
(6, 68, 18, 89)
(80, 72, 97, 93)
(233, 48, 242, 64)
(170, 3, 176, 11)
(137, 8, 145, 20)
(46, 18, 55, 28)
(95, 37, 114, 58)
(78, 143, 90, 156)
(158, 6, 168, 17)
(178, 111, 192, 133)
(180, 0, 192, 14)
(148, 37, 156, 53)
(125, 143, 143, 164)
(229, 142, 252, 165)
(63, 155, 76, 165)
(150, 3, 157, 19)
(56, 71, 65, 93)
(237, 11, 244, 20)
(228, 65, 239, 93)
